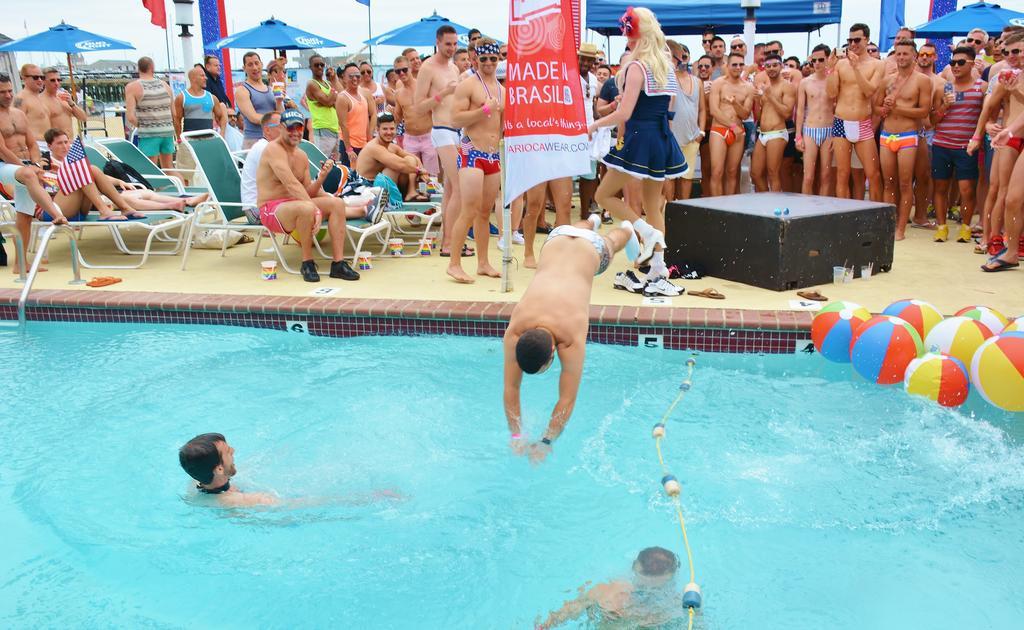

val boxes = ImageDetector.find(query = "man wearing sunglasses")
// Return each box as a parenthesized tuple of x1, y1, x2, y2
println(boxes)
(942, 28, 989, 82)
(827, 22, 884, 201)
(393, 56, 439, 181)
(40, 68, 86, 141)
(14, 64, 49, 151)
(796, 44, 836, 196)
(305, 54, 342, 160)
(751, 54, 797, 193)
(708, 52, 754, 196)
(701, 29, 715, 55)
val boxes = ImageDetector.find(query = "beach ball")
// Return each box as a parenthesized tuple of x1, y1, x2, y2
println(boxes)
(850, 316, 924, 384)
(955, 305, 1009, 335)
(969, 332, 1024, 411)
(1003, 317, 1022, 334)
(811, 301, 871, 363)
(904, 353, 970, 407)
(924, 316, 993, 367)
(882, 299, 944, 340)
(289, 226, 328, 244)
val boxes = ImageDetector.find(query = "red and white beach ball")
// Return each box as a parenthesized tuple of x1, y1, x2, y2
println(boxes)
(969, 332, 1024, 412)
(882, 299, 944, 340)
(850, 316, 924, 384)
(955, 305, 1009, 335)
(924, 316, 994, 367)
(811, 301, 871, 363)
(904, 353, 970, 407)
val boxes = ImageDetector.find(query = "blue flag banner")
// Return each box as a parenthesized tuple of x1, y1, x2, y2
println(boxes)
(880, 0, 906, 51)
(356, 0, 370, 5)
(929, 0, 957, 71)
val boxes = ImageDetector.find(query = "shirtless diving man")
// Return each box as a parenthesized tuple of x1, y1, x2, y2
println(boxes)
(503, 217, 640, 464)
(445, 39, 504, 284)
(708, 53, 754, 196)
(827, 23, 885, 201)
(751, 53, 797, 192)
(876, 40, 932, 240)
(414, 25, 463, 256)
(796, 44, 836, 196)
(255, 109, 360, 283)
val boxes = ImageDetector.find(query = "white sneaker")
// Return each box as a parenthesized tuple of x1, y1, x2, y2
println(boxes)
(636, 228, 666, 266)
(613, 270, 646, 293)
(512, 231, 525, 245)
(643, 277, 684, 297)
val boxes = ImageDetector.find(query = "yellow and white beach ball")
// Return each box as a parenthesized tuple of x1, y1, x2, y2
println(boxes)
(955, 305, 1009, 335)
(924, 316, 994, 368)
(969, 332, 1024, 412)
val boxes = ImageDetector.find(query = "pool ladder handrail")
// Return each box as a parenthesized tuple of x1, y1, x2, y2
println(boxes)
(17, 224, 86, 325)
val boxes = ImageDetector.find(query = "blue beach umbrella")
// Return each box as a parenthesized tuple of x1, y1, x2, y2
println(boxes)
(913, 2, 1024, 38)
(0, 21, 134, 98)
(364, 11, 487, 47)
(210, 17, 345, 51)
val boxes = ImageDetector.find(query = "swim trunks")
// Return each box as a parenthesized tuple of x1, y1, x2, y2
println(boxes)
(457, 136, 501, 175)
(403, 132, 439, 176)
(545, 224, 612, 276)
(0, 162, 36, 216)
(258, 198, 295, 233)
(802, 126, 832, 147)
(1006, 136, 1024, 153)
(710, 124, 739, 146)
(831, 117, 874, 143)
(430, 125, 460, 148)
(880, 130, 918, 153)
(757, 128, 789, 146)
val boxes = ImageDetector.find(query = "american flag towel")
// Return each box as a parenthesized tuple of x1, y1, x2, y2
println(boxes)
(57, 137, 94, 195)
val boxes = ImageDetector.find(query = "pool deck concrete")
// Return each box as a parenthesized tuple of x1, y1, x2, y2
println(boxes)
(1, 217, 1021, 327)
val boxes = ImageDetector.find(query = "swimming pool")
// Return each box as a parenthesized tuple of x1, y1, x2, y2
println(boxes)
(3, 324, 1023, 628)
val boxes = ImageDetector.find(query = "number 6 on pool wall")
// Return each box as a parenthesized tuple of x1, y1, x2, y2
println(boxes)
(285, 320, 309, 335)
(638, 334, 663, 349)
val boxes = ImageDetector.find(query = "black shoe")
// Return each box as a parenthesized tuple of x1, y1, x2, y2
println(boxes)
(329, 259, 360, 281)
(301, 259, 320, 282)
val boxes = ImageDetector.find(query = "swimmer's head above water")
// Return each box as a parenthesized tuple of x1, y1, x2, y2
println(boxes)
(633, 547, 679, 586)
(179, 432, 236, 493)
(515, 328, 556, 374)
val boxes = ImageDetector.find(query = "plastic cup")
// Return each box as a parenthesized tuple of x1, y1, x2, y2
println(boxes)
(388, 238, 404, 256)
(426, 232, 439, 249)
(357, 251, 372, 270)
(272, 82, 285, 98)
(261, 260, 277, 280)
(832, 266, 845, 285)
(861, 263, 873, 279)
(843, 267, 854, 283)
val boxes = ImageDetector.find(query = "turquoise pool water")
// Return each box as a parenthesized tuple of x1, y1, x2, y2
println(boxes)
(2, 324, 1023, 628)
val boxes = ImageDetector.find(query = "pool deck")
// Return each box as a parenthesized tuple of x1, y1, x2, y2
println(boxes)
(1, 219, 1021, 339)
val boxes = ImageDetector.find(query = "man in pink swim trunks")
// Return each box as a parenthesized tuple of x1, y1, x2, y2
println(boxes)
(256, 109, 361, 282)
(393, 56, 439, 180)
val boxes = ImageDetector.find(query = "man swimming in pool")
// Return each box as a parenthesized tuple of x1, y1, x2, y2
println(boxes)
(535, 546, 685, 629)
(503, 216, 641, 464)
(178, 432, 278, 507)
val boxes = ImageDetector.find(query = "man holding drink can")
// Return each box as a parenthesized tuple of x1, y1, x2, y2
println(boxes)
(41, 67, 86, 140)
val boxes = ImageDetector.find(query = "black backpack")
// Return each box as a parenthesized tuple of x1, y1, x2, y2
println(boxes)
(103, 159, 155, 190)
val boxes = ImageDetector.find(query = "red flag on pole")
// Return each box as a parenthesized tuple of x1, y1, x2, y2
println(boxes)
(504, 0, 589, 204)
(142, 0, 167, 29)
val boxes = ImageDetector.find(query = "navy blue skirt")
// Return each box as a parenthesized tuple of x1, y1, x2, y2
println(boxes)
(602, 119, 688, 181)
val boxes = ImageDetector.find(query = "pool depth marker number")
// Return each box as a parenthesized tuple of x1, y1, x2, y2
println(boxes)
(285, 320, 309, 334)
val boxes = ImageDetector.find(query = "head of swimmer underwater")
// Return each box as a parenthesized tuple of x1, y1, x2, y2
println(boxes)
(515, 328, 556, 375)
(179, 432, 236, 489)
(633, 547, 679, 587)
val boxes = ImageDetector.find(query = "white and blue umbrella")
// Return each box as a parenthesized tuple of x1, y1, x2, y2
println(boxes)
(209, 17, 345, 51)
(0, 21, 134, 98)
(914, 1, 1024, 38)
(364, 11, 479, 47)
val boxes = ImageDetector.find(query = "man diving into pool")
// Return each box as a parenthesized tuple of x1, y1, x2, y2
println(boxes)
(503, 216, 641, 464)
(535, 546, 685, 629)
(178, 432, 404, 508)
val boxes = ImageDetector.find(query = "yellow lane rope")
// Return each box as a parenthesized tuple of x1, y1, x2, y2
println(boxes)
(650, 356, 701, 630)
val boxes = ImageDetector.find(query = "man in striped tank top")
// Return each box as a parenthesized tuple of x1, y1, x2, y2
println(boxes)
(930, 46, 987, 244)
(125, 57, 175, 169)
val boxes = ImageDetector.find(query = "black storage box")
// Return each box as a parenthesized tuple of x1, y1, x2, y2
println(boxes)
(664, 193, 896, 291)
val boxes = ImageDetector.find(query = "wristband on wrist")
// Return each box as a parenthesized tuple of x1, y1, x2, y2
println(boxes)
(540, 437, 552, 445)
(482, 103, 492, 116)
(971, 135, 981, 141)
(510, 433, 522, 440)
(434, 94, 442, 103)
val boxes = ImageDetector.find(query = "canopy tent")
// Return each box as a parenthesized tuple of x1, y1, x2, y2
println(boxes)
(209, 17, 345, 51)
(913, 2, 1024, 38)
(586, 0, 843, 35)
(0, 22, 133, 101)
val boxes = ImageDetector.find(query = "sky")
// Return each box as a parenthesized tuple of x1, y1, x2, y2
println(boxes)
(1, 0, 965, 72)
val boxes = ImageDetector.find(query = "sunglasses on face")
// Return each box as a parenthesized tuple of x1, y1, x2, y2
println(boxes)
(479, 55, 499, 63)
(1007, 48, 1024, 56)
(731, 44, 745, 49)
(697, 64, 712, 70)
(312, 62, 325, 67)
(919, 52, 935, 58)
(395, 67, 409, 74)
(346, 74, 359, 80)
(703, 39, 712, 44)
(867, 48, 878, 53)
(729, 62, 744, 68)
(811, 57, 826, 63)
(24, 74, 43, 80)
(949, 59, 970, 67)
(967, 37, 984, 45)
(847, 37, 863, 44)
(361, 69, 372, 75)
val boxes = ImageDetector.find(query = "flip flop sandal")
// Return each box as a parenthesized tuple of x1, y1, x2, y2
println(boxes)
(980, 258, 1019, 272)
(440, 245, 475, 258)
(86, 276, 123, 287)
(690, 288, 726, 299)
(910, 221, 936, 229)
(796, 290, 829, 301)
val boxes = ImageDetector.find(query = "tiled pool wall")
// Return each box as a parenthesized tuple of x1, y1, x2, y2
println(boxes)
(0, 290, 813, 354)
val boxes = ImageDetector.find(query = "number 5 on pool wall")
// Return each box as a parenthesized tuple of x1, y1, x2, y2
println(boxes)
(638, 334, 663, 349)
(285, 320, 309, 335)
